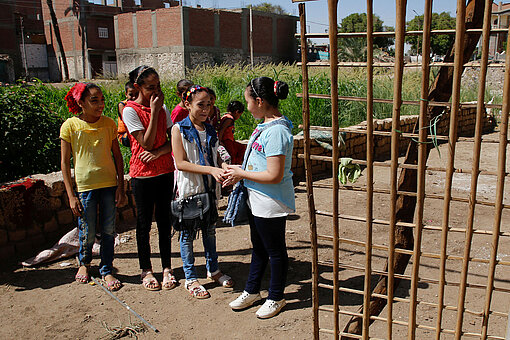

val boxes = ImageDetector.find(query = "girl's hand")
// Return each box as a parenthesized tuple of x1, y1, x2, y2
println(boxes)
(69, 196, 83, 216)
(150, 90, 164, 113)
(138, 150, 158, 163)
(222, 165, 244, 187)
(115, 187, 127, 208)
(210, 167, 226, 184)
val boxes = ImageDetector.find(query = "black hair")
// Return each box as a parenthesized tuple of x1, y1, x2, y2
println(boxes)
(128, 65, 158, 85)
(227, 100, 244, 114)
(82, 83, 101, 99)
(206, 87, 216, 99)
(125, 81, 135, 92)
(177, 79, 194, 95)
(183, 85, 209, 103)
(247, 76, 289, 108)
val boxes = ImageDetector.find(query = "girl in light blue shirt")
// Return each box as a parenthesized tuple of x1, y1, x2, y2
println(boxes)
(223, 76, 294, 319)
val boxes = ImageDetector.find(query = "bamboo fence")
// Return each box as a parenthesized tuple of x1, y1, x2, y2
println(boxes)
(296, 0, 510, 338)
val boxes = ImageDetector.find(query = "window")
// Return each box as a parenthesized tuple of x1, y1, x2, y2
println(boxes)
(98, 27, 108, 39)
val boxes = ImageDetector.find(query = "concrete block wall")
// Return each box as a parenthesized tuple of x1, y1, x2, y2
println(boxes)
(290, 105, 495, 182)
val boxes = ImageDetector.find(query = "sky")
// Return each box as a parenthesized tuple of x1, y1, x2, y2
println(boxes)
(182, 0, 460, 37)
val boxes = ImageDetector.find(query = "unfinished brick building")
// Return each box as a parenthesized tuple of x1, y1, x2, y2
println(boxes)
(114, 6, 298, 78)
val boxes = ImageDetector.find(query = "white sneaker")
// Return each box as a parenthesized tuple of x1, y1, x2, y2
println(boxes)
(256, 299, 286, 319)
(229, 291, 262, 310)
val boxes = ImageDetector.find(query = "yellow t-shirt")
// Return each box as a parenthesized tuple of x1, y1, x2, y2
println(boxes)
(60, 116, 118, 192)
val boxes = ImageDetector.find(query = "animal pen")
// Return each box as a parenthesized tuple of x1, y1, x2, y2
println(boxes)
(295, 0, 509, 339)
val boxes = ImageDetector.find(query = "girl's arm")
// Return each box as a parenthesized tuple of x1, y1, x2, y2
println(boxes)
(223, 155, 285, 187)
(111, 139, 126, 207)
(171, 125, 225, 183)
(131, 91, 164, 150)
(118, 102, 125, 117)
(60, 140, 82, 216)
(138, 128, 172, 163)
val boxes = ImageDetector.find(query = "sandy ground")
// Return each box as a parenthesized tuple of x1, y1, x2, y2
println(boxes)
(0, 131, 509, 339)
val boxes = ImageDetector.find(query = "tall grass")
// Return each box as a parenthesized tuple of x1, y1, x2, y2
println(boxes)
(13, 63, 501, 174)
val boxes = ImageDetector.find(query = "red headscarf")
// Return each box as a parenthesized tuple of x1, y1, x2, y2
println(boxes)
(64, 83, 87, 114)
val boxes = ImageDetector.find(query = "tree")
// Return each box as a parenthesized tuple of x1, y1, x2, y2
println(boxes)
(406, 12, 456, 55)
(337, 13, 393, 62)
(249, 2, 287, 15)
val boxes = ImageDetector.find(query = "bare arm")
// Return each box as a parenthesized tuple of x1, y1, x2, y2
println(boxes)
(138, 128, 172, 163)
(60, 139, 82, 216)
(111, 139, 126, 207)
(171, 125, 225, 183)
(223, 155, 285, 187)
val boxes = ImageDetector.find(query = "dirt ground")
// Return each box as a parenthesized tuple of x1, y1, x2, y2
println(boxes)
(0, 131, 509, 339)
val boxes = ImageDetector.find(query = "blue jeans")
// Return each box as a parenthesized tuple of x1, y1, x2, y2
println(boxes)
(77, 186, 117, 276)
(179, 224, 219, 281)
(244, 213, 288, 301)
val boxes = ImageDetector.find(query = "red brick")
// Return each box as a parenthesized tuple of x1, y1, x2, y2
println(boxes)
(118, 12, 135, 49)
(44, 217, 59, 233)
(219, 11, 241, 49)
(137, 10, 153, 49)
(9, 229, 26, 242)
(188, 8, 215, 47)
(156, 7, 182, 46)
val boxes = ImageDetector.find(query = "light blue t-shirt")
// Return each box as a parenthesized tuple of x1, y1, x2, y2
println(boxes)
(244, 117, 295, 212)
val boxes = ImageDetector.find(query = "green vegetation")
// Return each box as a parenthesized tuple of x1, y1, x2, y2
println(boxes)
(406, 12, 456, 55)
(0, 64, 501, 182)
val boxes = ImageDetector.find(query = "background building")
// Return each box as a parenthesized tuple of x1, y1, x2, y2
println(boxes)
(114, 6, 298, 78)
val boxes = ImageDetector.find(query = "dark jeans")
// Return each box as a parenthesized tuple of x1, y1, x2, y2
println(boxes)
(131, 172, 173, 270)
(244, 212, 288, 301)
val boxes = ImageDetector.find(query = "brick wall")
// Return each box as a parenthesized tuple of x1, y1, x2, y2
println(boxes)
(137, 10, 154, 49)
(117, 13, 134, 49)
(156, 8, 182, 46)
(252, 15, 272, 54)
(219, 11, 242, 49)
(188, 8, 215, 47)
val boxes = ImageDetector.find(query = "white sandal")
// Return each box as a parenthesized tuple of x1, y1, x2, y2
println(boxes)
(184, 280, 210, 299)
(207, 270, 234, 288)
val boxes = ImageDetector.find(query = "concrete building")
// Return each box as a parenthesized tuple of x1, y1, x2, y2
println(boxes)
(0, 0, 47, 81)
(42, 0, 179, 81)
(114, 6, 298, 78)
(490, 1, 510, 56)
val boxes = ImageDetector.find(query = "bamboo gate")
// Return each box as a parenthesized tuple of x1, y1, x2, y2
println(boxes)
(296, 0, 510, 338)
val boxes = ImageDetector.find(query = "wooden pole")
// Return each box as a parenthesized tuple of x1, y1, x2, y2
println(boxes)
(327, 0, 340, 338)
(362, 0, 374, 339)
(250, 7, 254, 68)
(387, 1, 407, 338)
(480, 24, 510, 340)
(299, 4, 320, 340)
(408, 0, 432, 337)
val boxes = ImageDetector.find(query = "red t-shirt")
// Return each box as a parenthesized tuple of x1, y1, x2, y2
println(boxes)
(171, 104, 188, 124)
